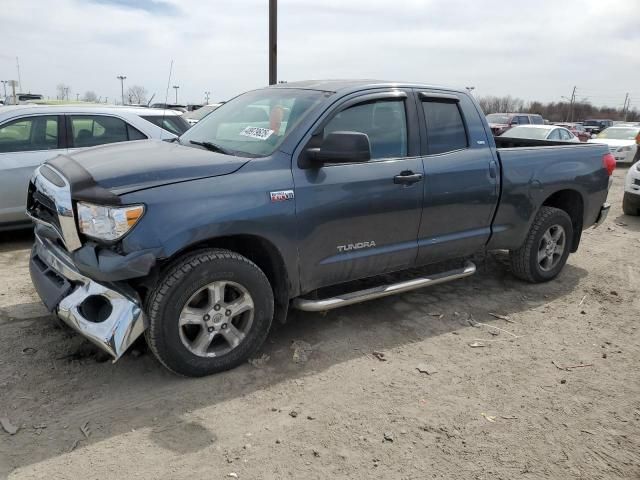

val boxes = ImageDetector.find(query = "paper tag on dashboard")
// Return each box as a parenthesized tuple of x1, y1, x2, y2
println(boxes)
(240, 126, 274, 140)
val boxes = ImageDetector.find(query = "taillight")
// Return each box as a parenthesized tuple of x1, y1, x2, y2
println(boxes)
(602, 153, 616, 176)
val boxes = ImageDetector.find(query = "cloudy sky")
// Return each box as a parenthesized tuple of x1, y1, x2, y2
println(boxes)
(1, 0, 638, 109)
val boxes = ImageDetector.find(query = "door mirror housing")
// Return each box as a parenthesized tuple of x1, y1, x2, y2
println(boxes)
(304, 131, 371, 167)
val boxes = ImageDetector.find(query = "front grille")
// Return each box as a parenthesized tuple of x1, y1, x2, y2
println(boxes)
(27, 182, 61, 231)
(26, 166, 82, 251)
(634, 179, 640, 186)
(609, 146, 618, 153)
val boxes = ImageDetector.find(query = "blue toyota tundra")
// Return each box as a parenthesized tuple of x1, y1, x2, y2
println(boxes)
(26, 80, 614, 376)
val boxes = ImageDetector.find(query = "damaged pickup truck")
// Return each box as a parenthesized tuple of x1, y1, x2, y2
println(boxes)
(27, 80, 614, 376)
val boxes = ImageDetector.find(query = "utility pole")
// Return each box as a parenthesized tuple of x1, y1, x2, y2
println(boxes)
(117, 75, 126, 105)
(9, 80, 17, 104)
(1, 80, 7, 98)
(569, 86, 577, 123)
(204, 91, 211, 103)
(622, 93, 630, 121)
(76, 93, 79, 101)
(16, 57, 22, 92)
(172, 85, 179, 103)
(269, 0, 277, 85)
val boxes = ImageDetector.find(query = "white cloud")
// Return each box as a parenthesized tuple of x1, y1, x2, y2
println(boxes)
(1, 0, 638, 108)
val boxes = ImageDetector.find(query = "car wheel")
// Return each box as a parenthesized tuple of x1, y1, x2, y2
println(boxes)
(145, 249, 274, 377)
(510, 206, 573, 283)
(623, 192, 639, 216)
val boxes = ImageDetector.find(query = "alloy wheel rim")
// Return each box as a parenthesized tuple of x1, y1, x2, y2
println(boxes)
(178, 280, 254, 357)
(537, 224, 566, 272)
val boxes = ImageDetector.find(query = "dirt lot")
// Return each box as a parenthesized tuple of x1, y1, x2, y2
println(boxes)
(1, 168, 639, 480)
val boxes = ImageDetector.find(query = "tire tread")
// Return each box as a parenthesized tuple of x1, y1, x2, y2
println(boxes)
(144, 248, 272, 377)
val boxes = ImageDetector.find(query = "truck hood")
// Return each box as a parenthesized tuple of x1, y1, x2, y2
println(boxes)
(47, 140, 251, 196)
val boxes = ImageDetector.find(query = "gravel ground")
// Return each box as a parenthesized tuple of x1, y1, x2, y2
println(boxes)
(1, 168, 639, 480)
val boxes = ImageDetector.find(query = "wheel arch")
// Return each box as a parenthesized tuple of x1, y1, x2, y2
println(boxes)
(147, 234, 293, 325)
(541, 189, 584, 252)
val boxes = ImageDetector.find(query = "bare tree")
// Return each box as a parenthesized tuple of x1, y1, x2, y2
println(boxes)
(82, 91, 98, 102)
(126, 85, 148, 105)
(478, 95, 638, 122)
(56, 83, 71, 101)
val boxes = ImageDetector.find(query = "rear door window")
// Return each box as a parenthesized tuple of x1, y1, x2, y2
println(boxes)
(548, 129, 561, 140)
(516, 116, 530, 125)
(0, 115, 59, 153)
(421, 100, 468, 155)
(70, 115, 129, 147)
(530, 115, 544, 125)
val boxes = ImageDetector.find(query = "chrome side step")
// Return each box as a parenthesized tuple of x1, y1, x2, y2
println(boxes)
(292, 260, 476, 312)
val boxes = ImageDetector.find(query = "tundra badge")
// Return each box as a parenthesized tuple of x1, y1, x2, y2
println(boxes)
(337, 241, 377, 252)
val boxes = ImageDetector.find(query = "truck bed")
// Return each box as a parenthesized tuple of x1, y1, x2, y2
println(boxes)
(487, 140, 610, 251)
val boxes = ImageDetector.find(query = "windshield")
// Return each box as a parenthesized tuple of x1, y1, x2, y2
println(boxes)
(183, 104, 221, 122)
(180, 88, 327, 157)
(503, 126, 550, 140)
(584, 120, 604, 126)
(596, 128, 640, 140)
(486, 114, 509, 124)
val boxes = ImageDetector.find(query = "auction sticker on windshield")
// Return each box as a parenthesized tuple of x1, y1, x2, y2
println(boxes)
(240, 126, 274, 140)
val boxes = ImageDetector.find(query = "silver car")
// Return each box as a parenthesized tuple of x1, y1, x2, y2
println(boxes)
(0, 105, 190, 230)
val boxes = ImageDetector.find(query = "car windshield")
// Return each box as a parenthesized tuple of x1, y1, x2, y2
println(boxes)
(486, 114, 509, 124)
(584, 120, 603, 126)
(180, 88, 327, 157)
(503, 126, 550, 140)
(183, 104, 221, 122)
(596, 128, 639, 140)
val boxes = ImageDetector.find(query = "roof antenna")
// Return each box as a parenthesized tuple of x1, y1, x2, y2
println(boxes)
(160, 59, 174, 141)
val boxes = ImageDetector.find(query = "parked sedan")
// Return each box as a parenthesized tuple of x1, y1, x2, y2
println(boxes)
(0, 105, 189, 230)
(555, 123, 590, 142)
(588, 125, 640, 165)
(499, 125, 581, 142)
(182, 103, 224, 126)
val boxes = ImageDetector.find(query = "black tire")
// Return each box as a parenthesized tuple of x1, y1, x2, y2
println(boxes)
(145, 249, 274, 377)
(622, 193, 639, 216)
(510, 206, 573, 283)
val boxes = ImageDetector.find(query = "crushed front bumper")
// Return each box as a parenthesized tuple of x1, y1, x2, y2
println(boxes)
(30, 235, 147, 360)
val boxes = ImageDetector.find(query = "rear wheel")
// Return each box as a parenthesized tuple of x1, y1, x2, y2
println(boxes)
(623, 192, 639, 216)
(145, 249, 274, 377)
(510, 206, 573, 283)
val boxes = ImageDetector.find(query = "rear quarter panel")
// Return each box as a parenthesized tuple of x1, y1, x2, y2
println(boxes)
(487, 143, 610, 250)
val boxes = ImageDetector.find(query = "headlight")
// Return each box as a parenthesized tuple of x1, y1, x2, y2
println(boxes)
(636, 163, 640, 172)
(77, 202, 144, 241)
(618, 146, 632, 152)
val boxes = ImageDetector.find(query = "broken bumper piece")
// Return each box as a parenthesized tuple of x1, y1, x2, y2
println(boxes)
(30, 234, 147, 360)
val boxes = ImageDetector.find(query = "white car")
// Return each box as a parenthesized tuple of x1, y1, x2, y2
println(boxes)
(589, 124, 640, 165)
(500, 124, 581, 142)
(182, 103, 223, 126)
(623, 161, 640, 216)
(0, 104, 190, 229)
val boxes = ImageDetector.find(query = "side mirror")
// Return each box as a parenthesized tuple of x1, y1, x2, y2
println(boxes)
(305, 131, 371, 166)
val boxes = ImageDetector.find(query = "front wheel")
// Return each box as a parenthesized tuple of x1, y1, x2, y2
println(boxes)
(510, 206, 573, 283)
(145, 249, 274, 377)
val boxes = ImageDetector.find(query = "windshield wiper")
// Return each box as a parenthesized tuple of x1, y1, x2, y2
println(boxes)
(189, 140, 232, 155)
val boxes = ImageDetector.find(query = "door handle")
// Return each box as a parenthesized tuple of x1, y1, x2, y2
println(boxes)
(393, 171, 424, 185)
